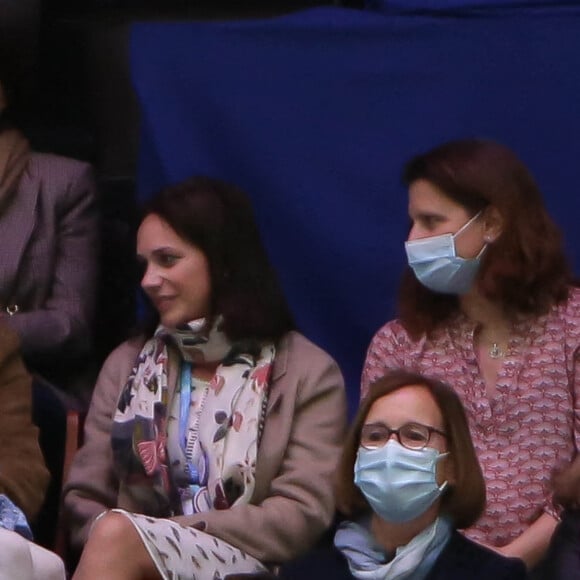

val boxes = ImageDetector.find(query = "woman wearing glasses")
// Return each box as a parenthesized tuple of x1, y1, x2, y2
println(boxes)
(333, 370, 527, 580)
(362, 138, 579, 574)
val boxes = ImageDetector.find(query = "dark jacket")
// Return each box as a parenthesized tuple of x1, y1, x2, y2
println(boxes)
(427, 531, 528, 580)
(541, 509, 580, 580)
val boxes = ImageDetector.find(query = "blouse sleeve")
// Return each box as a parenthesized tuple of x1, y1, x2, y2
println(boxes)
(561, 287, 580, 457)
(572, 324, 580, 454)
(536, 289, 580, 516)
(361, 320, 409, 400)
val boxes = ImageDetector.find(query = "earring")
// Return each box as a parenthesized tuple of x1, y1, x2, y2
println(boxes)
(484, 235, 492, 242)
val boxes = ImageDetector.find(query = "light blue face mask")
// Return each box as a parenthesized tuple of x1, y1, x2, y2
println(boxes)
(354, 439, 448, 523)
(404, 212, 486, 295)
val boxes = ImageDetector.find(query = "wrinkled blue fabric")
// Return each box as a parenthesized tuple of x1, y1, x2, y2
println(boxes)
(366, 0, 580, 16)
(0, 494, 33, 540)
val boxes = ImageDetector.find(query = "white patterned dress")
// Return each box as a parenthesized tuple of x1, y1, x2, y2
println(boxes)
(113, 367, 271, 580)
(114, 509, 266, 579)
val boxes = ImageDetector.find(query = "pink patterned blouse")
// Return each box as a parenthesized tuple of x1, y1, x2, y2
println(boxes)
(361, 287, 580, 547)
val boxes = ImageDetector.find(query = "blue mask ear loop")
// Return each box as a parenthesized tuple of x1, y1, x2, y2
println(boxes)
(434, 451, 451, 493)
(452, 210, 483, 241)
(451, 210, 488, 260)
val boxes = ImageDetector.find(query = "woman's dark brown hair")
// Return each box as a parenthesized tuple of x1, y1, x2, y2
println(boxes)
(335, 369, 486, 530)
(399, 138, 572, 338)
(140, 176, 295, 342)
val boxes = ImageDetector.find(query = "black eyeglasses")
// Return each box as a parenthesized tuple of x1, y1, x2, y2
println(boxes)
(360, 421, 446, 451)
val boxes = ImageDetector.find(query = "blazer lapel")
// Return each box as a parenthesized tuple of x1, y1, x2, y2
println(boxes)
(266, 333, 290, 414)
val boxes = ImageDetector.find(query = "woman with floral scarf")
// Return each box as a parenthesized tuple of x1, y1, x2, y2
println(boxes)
(64, 176, 347, 579)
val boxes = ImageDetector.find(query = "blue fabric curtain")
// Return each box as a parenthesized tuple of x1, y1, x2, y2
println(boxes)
(366, 0, 580, 14)
(131, 6, 580, 413)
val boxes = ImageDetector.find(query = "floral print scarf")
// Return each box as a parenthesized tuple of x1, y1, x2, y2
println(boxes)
(111, 318, 275, 517)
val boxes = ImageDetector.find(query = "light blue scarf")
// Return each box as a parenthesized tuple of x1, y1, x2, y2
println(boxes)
(334, 515, 453, 580)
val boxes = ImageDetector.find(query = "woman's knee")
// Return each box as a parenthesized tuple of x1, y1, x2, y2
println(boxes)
(76, 512, 160, 579)
(86, 511, 141, 551)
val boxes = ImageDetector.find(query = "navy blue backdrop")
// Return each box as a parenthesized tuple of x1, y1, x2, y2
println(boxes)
(130, 6, 580, 414)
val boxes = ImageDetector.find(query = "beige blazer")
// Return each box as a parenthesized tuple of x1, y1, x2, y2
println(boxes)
(64, 330, 347, 564)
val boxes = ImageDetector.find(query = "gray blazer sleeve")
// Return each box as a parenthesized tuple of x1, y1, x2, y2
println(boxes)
(5, 157, 99, 358)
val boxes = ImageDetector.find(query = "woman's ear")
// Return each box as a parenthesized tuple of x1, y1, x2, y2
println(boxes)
(482, 206, 503, 243)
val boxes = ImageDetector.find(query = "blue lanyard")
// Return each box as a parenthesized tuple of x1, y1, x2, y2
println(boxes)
(179, 361, 192, 451)
(179, 361, 200, 483)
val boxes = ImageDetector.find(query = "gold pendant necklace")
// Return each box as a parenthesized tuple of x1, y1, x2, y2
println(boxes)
(489, 342, 505, 359)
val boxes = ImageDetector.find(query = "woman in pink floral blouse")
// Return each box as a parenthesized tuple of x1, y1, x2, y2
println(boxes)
(362, 138, 579, 574)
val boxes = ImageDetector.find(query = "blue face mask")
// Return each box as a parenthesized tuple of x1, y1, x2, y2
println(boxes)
(354, 440, 448, 523)
(404, 212, 486, 295)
